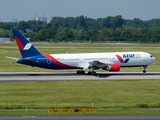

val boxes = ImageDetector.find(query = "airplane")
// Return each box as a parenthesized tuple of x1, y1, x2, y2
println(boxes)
(6, 30, 156, 74)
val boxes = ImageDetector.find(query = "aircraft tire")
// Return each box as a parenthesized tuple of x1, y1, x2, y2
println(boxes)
(77, 70, 85, 74)
(88, 71, 96, 75)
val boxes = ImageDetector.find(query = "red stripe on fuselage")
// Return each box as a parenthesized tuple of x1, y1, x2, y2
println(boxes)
(15, 37, 24, 50)
(43, 54, 78, 69)
(115, 55, 124, 63)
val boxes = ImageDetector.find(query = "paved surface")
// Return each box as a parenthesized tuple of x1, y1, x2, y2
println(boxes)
(0, 115, 160, 120)
(0, 72, 160, 82)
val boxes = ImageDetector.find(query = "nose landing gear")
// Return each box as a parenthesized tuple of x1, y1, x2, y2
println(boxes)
(143, 66, 147, 73)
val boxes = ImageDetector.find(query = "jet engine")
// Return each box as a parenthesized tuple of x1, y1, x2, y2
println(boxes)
(102, 64, 120, 72)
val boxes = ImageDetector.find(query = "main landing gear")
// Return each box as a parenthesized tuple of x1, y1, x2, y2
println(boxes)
(76, 68, 97, 75)
(88, 67, 96, 75)
(77, 69, 85, 74)
(76, 70, 96, 75)
(88, 71, 96, 75)
(143, 65, 147, 73)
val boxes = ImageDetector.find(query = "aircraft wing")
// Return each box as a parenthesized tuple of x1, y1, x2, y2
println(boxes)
(89, 60, 113, 68)
(88, 60, 121, 72)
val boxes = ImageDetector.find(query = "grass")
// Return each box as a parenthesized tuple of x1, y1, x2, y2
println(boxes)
(2, 42, 160, 47)
(0, 80, 160, 115)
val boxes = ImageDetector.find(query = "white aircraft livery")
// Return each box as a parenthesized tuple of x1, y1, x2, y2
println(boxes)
(7, 30, 156, 74)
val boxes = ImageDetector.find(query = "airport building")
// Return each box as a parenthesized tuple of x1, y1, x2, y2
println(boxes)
(0, 18, 3, 22)
(33, 13, 52, 23)
(12, 19, 19, 23)
(0, 38, 10, 42)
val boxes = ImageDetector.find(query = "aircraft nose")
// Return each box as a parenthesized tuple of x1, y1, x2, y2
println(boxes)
(150, 55, 156, 63)
(153, 57, 156, 62)
(147, 54, 156, 64)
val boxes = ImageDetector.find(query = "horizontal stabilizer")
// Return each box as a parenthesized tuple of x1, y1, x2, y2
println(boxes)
(6, 56, 19, 60)
(22, 58, 38, 64)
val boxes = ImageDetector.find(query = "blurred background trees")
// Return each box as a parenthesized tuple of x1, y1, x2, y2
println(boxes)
(0, 15, 160, 42)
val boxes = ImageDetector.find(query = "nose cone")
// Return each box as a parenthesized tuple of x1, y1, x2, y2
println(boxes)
(148, 54, 156, 64)
(143, 53, 156, 65)
(152, 56, 156, 63)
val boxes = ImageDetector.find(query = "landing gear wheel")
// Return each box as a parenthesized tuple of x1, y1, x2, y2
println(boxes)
(88, 71, 96, 75)
(143, 66, 147, 73)
(77, 70, 85, 74)
(77, 71, 80, 74)
(143, 70, 146, 73)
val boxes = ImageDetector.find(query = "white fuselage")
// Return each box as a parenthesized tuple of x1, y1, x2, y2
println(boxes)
(48, 52, 156, 69)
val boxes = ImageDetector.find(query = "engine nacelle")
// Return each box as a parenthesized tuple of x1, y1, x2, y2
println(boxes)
(102, 64, 120, 72)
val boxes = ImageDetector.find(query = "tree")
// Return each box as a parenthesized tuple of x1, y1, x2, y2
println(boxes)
(17, 21, 29, 32)
(100, 27, 112, 41)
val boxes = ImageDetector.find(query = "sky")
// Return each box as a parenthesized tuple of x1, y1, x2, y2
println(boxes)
(0, 0, 160, 22)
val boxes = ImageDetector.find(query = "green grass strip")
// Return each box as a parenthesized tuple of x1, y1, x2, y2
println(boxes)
(0, 80, 160, 115)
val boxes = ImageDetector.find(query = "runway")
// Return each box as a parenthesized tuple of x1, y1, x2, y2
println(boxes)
(1, 115, 160, 120)
(0, 72, 160, 82)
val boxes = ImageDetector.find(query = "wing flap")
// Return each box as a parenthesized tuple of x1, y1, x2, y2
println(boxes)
(90, 60, 113, 68)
